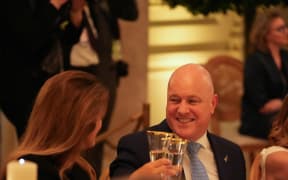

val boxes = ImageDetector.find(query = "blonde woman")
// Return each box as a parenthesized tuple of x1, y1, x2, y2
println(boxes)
(1, 70, 108, 179)
(1, 70, 176, 180)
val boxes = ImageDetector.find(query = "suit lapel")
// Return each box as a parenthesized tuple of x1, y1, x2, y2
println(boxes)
(207, 133, 229, 180)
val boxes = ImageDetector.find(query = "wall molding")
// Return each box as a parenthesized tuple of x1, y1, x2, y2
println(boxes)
(150, 18, 217, 26)
(149, 42, 229, 54)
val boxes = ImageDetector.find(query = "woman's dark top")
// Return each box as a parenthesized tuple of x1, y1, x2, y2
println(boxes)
(17, 154, 90, 180)
(239, 49, 288, 139)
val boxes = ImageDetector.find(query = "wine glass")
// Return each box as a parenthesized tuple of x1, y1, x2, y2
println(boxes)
(165, 137, 187, 180)
(146, 130, 174, 161)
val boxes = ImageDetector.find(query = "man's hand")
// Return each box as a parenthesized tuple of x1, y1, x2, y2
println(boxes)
(129, 158, 179, 180)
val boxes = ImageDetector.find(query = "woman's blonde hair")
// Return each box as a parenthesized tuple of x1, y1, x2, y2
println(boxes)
(249, 8, 285, 53)
(269, 95, 288, 148)
(2, 70, 109, 179)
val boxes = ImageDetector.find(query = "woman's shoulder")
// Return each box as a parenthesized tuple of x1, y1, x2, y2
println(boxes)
(261, 146, 288, 179)
(260, 145, 288, 155)
(259, 146, 288, 180)
(19, 154, 60, 180)
(19, 155, 91, 180)
(19, 154, 57, 167)
(260, 146, 288, 162)
(20, 154, 52, 160)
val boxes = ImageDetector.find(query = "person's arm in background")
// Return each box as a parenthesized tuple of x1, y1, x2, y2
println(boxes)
(259, 99, 282, 114)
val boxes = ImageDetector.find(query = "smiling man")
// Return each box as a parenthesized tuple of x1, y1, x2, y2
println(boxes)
(109, 64, 246, 180)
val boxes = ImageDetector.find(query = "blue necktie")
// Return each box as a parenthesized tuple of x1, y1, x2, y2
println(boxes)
(187, 142, 209, 180)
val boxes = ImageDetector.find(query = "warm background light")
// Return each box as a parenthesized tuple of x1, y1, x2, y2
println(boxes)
(148, 0, 243, 125)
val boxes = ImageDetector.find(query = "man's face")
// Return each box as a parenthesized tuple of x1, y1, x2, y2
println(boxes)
(166, 73, 217, 141)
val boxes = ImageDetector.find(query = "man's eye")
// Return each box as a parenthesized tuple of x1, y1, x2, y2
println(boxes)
(188, 99, 200, 104)
(169, 98, 179, 103)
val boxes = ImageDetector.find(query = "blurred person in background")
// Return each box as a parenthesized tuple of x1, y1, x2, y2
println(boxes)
(239, 8, 288, 139)
(0, 0, 85, 138)
(66, 0, 138, 177)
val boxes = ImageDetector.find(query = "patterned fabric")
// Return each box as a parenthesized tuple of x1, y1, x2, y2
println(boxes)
(187, 142, 209, 180)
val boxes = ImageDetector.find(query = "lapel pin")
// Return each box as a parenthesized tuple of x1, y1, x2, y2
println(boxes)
(224, 155, 228, 163)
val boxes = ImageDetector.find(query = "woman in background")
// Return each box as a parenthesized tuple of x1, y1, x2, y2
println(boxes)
(1, 70, 176, 180)
(239, 8, 288, 139)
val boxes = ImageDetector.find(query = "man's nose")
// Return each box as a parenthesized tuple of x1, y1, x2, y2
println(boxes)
(177, 102, 189, 114)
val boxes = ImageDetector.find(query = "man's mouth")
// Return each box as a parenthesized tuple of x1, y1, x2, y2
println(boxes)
(176, 118, 195, 123)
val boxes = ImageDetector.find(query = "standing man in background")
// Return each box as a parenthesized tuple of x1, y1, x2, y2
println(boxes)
(0, 0, 85, 138)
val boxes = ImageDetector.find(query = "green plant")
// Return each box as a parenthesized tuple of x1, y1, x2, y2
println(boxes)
(162, 0, 288, 15)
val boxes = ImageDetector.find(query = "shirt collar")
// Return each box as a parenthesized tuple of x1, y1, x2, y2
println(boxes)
(194, 132, 209, 149)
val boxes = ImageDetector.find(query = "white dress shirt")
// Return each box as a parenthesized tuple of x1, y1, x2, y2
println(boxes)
(183, 132, 219, 180)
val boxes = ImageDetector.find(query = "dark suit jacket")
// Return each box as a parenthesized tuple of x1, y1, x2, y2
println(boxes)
(110, 120, 246, 180)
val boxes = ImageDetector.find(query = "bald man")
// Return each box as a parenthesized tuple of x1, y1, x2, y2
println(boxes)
(110, 64, 246, 180)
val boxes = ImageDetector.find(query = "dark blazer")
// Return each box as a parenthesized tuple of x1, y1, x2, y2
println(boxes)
(239, 50, 288, 139)
(14, 154, 90, 180)
(110, 120, 246, 180)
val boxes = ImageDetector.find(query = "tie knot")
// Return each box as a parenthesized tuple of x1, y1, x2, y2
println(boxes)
(187, 142, 201, 155)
